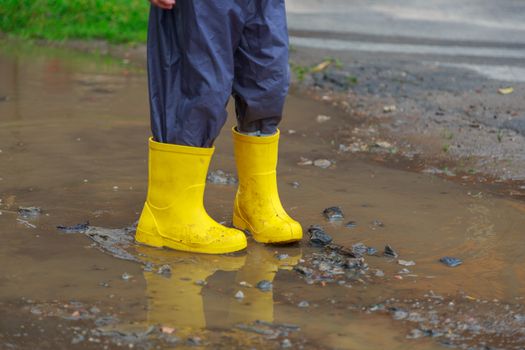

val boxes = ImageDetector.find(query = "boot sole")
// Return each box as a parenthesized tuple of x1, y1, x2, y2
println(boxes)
(232, 213, 302, 244)
(135, 228, 247, 254)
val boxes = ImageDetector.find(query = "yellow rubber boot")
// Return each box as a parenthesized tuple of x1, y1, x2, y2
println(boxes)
(232, 128, 303, 243)
(135, 138, 247, 254)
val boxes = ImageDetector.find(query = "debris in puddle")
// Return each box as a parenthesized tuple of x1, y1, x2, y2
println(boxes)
(235, 290, 245, 299)
(206, 170, 238, 185)
(398, 268, 411, 274)
(351, 243, 368, 257)
(384, 245, 398, 258)
(289, 181, 300, 188)
(281, 338, 292, 348)
(157, 264, 172, 277)
(297, 157, 313, 166)
(16, 218, 36, 228)
(313, 159, 332, 168)
(287, 129, 296, 134)
(498, 87, 514, 95)
(322, 206, 344, 221)
(439, 256, 463, 267)
(256, 280, 273, 292)
(297, 301, 310, 308)
(57, 222, 90, 233)
(398, 259, 416, 266)
(18, 206, 42, 218)
(316, 114, 331, 123)
(345, 221, 357, 228)
(121, 272, 132, 281)
(194, 279, 207, 286)
(99, 281, 110, 288)
(371, 219, 384, 227)
(161, 326, 175, 335)
(239, 281, 253, 288)
(367, 247, 378, 255)
(375, 269, 385, 277)
(307, 225, 333, 246)
(383, 105, 397, 113)
(275, 253, 289, 260)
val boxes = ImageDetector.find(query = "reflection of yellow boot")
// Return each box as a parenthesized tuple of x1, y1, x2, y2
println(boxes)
(140, 248, 246, 333)
(227, 245, 302, 324)
(232, 128, 302, 243)
(136, 138, 247, 254)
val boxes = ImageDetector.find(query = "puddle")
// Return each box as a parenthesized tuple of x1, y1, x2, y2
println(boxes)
(1, 40, 525, 349)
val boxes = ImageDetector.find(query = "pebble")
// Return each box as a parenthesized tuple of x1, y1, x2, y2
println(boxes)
(393, 309, 408, 320)
(281, 339, 292, 348)
(235, 290, 245, 299)
(345, 221, 357, 228)
(71, 334, 85, 344)
(351, 243, 368, 257)
(157, 264, 172, 277)
(121, 273, 132, 280)
(323, 206, 344, 221)
(439, 257, 462, 267)
(297, 301, 310, 308)
(384, 245, 399, 258)
(316, 115, 331, 123)
(398, 259, 416, 266)
(367, 247, 378, 255)
(18, 206, 42, 218)
(194, 280, 208, 286)
(276, 253, 289, 260)
(239, 281, 252, 288)
(372, 219, 384, 227)
(375, 269, 385, 277)
(206, 170, 238, 185)
(256, 280, 273, 292)
(313, 159, 332, 168)
(307, 225, 333, 246)
(289, 181, 300, 188)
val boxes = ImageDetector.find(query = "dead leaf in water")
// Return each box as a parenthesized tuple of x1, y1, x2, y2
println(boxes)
(498, 87, 514, 95)
(311, 60, 331, 73)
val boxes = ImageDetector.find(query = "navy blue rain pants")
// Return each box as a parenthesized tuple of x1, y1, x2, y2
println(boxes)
(147, 0, 290, 147)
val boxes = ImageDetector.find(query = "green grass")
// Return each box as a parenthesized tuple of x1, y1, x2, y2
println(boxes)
(0, 0, 149, 43)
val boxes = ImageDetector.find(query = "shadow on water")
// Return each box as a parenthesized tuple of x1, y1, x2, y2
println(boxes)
(1, 40, 525, 349)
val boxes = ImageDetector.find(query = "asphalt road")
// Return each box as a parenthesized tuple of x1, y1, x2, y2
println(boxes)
(286, 0, 525, 82)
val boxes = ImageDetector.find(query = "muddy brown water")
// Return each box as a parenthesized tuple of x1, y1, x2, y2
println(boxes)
(1, 41, 525, 349)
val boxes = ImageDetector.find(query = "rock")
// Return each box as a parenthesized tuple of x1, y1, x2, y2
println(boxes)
(345, 221, 357, 228)
(367, 247, 378, 255)
(316, 115, 331, 123)
(372, 219, 384, 227)
(392, 309, 408, 320)
(384, 245, 398, 258)
(57, 222, 90, 234)
(407, 329, 424, 339)
(157, 264, 172, 277)
(281, 339, 292, 348)
(18, 206, 42, 218)
(307, 225, 333, 246)
(383, 105, 397, 113)
(275, 253, 289, 260)
(313, 159, 332, 168)
(439, 256, 462, 267)
(289, 181, 300, 188)
(256, 280, 273, 292)
(297, 301, 310, 308)
(206, 170, 238, 185)
(121, 272, 132, 280)
(297, 157, 313, 166)
(398, 260, 416, 266)
(351, 243, 368, 257)
(235, 290, 245, 299)
(194, 280, 208, 286)
(375, 269, 385, 277)
(323, 206, 344, 221)
(294, 265, 314, 276)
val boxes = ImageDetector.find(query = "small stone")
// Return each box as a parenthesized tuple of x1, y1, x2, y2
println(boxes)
(281, 339, 292, 348)
(345, 221, 357, 228)
(289, 181, 300, 188)
(121, 272, 132, 280)
(194, 280, 208, 286)
(157, 264, 172, 277)
(384, 245, 398, 258)
(323, 206, 344, 221)
(393, 309, 408, 320)
(275, 253, 289, 260)
(407, 329, 423, 339)
(351, 243, 368, 257)
(367, 247, 378, 255)
(18, 207, 42, 218)
(297, 157, 313, 166)
(112, 186, 119, 191)
(161, 326, 175, 334)
(297, 301, 309, 308)
(235, 290, 245, 299)
(439, 256, 462, 267)
(313, 159, 331, 168)
(71, 334, 85, 344)
(398, 268, 410, 274)
(307, 225, 333, 246)
(398, 260, 416, 266)
(256, 280, 273, 292)
(383, 105, 396, 113)
(375, 269, 385, 277)
(239, 281, 253, 288)
(372, 219, 384, 227)
(316, 115, 331, 123)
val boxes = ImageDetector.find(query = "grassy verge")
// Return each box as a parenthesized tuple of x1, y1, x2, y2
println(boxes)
(0, 0, 149, 43)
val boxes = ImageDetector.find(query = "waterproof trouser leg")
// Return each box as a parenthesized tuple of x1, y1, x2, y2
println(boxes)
(232, 128, 302, 243)
(135, 138, 247, 254)
(147, 0, 289, 147)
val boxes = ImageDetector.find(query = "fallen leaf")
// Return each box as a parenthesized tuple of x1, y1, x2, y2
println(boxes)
(311, 60, 331, 73)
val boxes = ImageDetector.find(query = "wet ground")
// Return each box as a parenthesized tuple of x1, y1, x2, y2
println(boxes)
(2, 41, 525, 349)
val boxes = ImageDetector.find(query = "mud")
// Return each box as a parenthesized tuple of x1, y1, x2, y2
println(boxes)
(2, 40, 525, 349)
